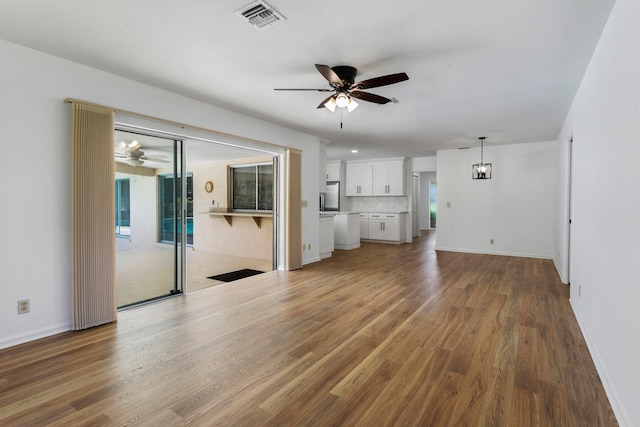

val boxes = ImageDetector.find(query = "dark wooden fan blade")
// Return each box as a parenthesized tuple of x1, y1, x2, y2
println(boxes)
(317, 94, 336, 109)
(315, 64, 343, 88)
(349, 91, 393, 104)
(352, 72, 409, 90)
(274, 88, 334, 92)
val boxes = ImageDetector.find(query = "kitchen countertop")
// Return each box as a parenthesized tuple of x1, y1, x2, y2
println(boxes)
(363, 211, 409, 214)
(321, 211, 408, 216)
(319, 211, 360, 216)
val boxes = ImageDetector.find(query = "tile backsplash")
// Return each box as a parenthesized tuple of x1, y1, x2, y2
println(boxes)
(346, 196, 409, 213)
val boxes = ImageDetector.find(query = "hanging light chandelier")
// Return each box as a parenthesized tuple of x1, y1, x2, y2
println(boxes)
(472, 137, 492, 179)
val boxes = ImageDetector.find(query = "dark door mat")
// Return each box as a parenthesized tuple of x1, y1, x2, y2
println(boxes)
(207, 269, 265, 282)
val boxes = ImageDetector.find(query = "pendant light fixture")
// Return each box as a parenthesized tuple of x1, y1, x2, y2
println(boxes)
(472, 137, 492, 179)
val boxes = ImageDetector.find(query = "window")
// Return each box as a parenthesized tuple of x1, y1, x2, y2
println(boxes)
(158, 173, 193, 245)
(429, 180, 437, 229)
(115, 178, 130, 237)
(231, 163, 273, 211)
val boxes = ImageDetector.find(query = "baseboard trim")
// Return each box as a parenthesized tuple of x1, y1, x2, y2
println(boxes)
(434, 246, 553, 259)
(569, 299, 629, 427)
(552, 257, 569, 284)
(334, 242, 361, 250)
(0, 323, 71, 350)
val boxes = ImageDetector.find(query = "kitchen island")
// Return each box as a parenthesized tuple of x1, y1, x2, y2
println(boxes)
(332, 212, 361, 250)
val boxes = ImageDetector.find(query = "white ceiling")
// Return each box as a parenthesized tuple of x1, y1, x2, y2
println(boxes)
(0, 0, 615, 160)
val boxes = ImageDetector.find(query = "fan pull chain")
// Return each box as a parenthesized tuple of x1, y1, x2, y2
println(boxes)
(340, 108, 343, 129)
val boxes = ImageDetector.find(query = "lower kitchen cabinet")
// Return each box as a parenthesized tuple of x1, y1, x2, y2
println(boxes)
(334, 212, 361, 250)
(359, 213, 369, 239)
(319, 215, 335, 259)
(363, 213, 407, 243)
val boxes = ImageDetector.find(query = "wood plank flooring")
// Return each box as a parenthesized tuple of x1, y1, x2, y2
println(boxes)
(0, 231, 617, 426)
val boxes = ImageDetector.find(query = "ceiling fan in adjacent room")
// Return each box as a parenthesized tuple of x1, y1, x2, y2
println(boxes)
(115, 140, 170, 167)
(274, 64, 409, 112)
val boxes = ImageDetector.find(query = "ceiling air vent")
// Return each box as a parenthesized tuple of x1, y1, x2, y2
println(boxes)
(235, 1, 286, 30)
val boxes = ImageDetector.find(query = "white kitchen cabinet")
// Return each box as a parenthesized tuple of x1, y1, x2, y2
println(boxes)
(334, 212, 361, 250)
(346, 158, 405, 196)
(364, 213, 407, 243)
(373, 161, 405, 196)
(326, 160, 342, 182)
(359, 213, 369, 239)
(345, 163, 373, 196)
(319, 215, 335, 259)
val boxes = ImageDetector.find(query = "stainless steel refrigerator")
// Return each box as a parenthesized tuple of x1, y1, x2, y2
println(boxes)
(324, 181, 340, 211)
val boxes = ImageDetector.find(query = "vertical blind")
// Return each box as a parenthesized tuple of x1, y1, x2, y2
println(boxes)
(285, 149, 302, 270)
(71, 102, 117, 330)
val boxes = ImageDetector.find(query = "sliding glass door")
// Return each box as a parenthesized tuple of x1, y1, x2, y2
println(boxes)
(115, 130, 185, 307)
(158, 173, 193, 245)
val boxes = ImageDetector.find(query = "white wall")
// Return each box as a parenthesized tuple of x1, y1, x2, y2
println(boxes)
(555, 0, 640, 424)
(116, 170, 158, 245)
(190, 157, 273, 261)
(0, 39, 321, 349)
(411, 156, 437, 172)
(436, 141, 557, 258)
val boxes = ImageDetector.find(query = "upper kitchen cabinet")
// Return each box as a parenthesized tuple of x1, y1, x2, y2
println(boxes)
(373, 160, 405, 196)
(326, 160, 343, 182)
(345, 162, 373, 196)
(346, 158, 406, 196)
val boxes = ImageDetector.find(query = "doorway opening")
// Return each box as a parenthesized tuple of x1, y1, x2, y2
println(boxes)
(114, 128, 279, 307)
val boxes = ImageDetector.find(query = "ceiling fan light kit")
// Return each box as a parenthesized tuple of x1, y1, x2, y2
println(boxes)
(346, 97, 359, 112)
(119, 140, 140, 150)
(472, 137, 492, 180)
(335, 93, 349, 108)
(275, 64, 408, 113)
(324, 97, 337, 112)
(115, 140, 170, 167)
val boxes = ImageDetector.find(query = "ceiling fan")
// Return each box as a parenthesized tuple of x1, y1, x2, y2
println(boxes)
(115, 140, 170, 167)
(274, 64, 409, 112)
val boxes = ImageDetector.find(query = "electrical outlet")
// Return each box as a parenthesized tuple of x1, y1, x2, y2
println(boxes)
(18, 299, 30, 314)
(308, 244, 311, 250)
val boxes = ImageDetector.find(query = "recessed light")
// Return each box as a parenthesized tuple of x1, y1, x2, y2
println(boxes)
(351, 149, 358, 153)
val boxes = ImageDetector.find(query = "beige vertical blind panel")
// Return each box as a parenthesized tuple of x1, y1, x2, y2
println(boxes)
(285, 149, 302, 270)
(71, 102, 117, 330)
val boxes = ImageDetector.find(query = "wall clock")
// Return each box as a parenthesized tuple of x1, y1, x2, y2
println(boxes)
(204, 181, 214, 193)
